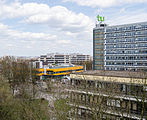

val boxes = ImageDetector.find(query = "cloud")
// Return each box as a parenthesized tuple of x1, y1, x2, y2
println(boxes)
(0, 2, 50, 19)
(0, 23, 57, 41)
(0, 1, 94, 56)
(25, 5, 94, 34)
(0, 22, 93, 56)
(0, 2, 94, 34)
(56, 40, 71, 44)
(106, 8, 147, 25)
(0, 23, 59, 56)
(63, 0, 147, 8)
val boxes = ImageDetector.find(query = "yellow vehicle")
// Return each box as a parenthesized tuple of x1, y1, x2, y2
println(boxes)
(36, 65, 84, 77)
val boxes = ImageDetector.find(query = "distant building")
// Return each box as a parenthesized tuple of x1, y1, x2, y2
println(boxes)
(37, 53, 91, 67)
(39, 54, 70, 64)
(93, 22, 147, 71)
(71, 54, 91, 64)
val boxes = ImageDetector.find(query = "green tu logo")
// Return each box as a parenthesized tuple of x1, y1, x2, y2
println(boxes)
(97, 15, 104, 22)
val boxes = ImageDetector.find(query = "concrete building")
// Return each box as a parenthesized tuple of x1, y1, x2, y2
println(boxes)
(38, 54, 70, 64)
(93, 22, 147, 71)
(38, 53, 91, 65)
(67, 70, 147, 120)
(70, 54, 91, 64)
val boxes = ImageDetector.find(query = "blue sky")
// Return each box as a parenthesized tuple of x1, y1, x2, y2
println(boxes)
(1, 0, 147, 56)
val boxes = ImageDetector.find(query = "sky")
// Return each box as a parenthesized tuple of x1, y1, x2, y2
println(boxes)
(1, 0, 147, 56)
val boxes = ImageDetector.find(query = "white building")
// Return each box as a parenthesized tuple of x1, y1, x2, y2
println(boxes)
(37, 53, 91, 66)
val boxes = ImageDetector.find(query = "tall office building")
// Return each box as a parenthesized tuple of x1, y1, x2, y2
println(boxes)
(93, 22, 147, 71)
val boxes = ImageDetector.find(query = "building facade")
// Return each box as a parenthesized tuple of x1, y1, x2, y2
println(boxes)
(67, 71, 147, 120)
(38, 53, 91, 65)
(71, 54, 91, 64)
(39, 54, 70, 64)
(93, 22, 147, 71)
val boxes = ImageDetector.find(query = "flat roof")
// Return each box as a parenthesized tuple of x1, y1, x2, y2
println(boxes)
(72, 70, 147, 79)
(49, 65, 83, 69)
(94, 21, 147, 29)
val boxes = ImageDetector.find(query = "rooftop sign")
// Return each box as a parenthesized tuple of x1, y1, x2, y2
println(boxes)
(97, 15, 104, 22)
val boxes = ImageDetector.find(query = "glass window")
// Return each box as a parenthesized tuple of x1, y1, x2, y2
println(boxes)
(132, 102, 137, 110)
(122, 101, 126, 108)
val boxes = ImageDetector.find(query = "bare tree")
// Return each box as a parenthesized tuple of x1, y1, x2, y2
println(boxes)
(0, 56, 50, 120)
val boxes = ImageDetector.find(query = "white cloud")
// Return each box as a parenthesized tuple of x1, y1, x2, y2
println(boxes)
(0, 23, 57, 42)
(107, 8, 147, 26)
(0, 23, 59, 56)
(0, 2, 94, 34)
(56, 40, 71, 44)
(0, 2, 50, 19)
(63, 0, 147, 8)
(0, 1, 94, 56)
(0, 22, 93, 56)
(26, 5, 94, 34)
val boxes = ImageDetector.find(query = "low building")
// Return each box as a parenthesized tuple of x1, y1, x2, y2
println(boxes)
(67, 70, 147, 120)
(35, 64, 84, 79)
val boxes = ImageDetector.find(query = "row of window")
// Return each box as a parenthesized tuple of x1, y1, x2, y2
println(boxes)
(106, 24, 147, 33)
(106, 43, 147, 49)
(95, 61, 104, 65)
(95, 45, 104, 49)
(106, 37, 147, 43)
(70, 107, 136, 120)
(72, 79, 147, 94)
(106, 62, 147, 66)
(106, 30, 147, 38)
(47, 69, 83, 74)
(94, 66, 104, 70)
(95, 56, 104, 59)
(70, 92, 145, 114)
(106, 56, 147, 60)
(94, 34, 104, 38)
(94, 39, 104, 43)
(95, 50, 104, 54)
(106, 49, 147, 54)
(72, 80, 147, 103)
(105, 67, 147, 71)
(94, 29, 104, 33)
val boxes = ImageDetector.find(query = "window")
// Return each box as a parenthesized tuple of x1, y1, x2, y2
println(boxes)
(116, 100, 121, 107)
(94, 96, 97, 103)
(121, 84, 126, 92)
(78, 108, 81, 116)
(107, 99, 120, 107)
(127, 102, 131, 109)
(132, 102, 137, 110)
(143, 86, 147, 91)
(90, 96, 93, 103)
(79, 94, 81, 101)
(82, 94, 86, 101)
(122, 101, 126, 108)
